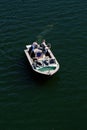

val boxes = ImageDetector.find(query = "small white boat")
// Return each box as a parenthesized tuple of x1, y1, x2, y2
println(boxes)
(24, 42, 60, 76)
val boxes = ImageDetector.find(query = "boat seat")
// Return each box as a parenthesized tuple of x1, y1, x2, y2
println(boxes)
(50, 59, 55, 64)
(43, 60, 49, 65)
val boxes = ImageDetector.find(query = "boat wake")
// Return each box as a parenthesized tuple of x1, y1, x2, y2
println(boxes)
(36, 24, 54, 43)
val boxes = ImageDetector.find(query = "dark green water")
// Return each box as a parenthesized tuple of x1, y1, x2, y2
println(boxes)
(0, 0, 87, 129)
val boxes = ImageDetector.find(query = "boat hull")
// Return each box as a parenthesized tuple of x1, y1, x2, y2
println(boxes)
(24, 44, 59, 76)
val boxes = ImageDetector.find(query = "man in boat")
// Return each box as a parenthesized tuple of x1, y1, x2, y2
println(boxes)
(29, 41, 38, 57)
(40, 39, 47, 54)
(40, 39, 46, 48)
